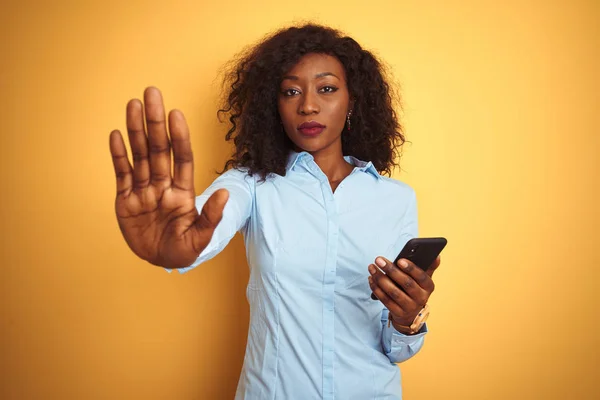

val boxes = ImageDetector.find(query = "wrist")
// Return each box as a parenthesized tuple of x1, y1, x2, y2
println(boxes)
(388, 305, 430, 335)
(390, 316, 417, 335)
(390, 314, 412, 328)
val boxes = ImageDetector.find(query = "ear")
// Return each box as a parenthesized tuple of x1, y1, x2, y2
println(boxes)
(348, 98, 355, 114)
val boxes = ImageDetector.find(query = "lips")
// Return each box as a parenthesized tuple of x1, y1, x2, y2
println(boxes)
(297, 121, 326, 137)
(298, 121, 325, 129)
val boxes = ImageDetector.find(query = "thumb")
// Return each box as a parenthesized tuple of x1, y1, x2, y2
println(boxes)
(190, 189, 229, 256)
(196, 189, 229, 231)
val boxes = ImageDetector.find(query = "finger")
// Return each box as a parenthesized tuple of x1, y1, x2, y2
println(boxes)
(368, 273, 405, 317)
(144, 87, 172, 188)
(394, 257, 435, 292)
(426, 255, 442, 277)
(109, 130, 133, 195)
(376, 257, 432, 298)
(369, 276, 408, 315)
(126, 98, 150, 189)
(369, 264, 418, 313)
(169, 109, 194, 191)
(192, 189, 230, 252)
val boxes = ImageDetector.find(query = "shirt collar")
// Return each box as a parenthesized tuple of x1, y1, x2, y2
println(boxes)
(286, 150, 382, 180)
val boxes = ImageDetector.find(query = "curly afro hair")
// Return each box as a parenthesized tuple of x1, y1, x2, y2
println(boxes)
(216, 23, 406, 181)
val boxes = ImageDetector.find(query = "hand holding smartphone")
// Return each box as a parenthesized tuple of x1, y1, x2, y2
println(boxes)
(370, 237, 447, 300)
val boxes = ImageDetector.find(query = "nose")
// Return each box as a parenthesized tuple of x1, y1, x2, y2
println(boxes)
(298, 90, 319, 115)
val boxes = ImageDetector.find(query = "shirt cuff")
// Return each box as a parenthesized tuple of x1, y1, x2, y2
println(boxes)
(382, 317, 428, 356)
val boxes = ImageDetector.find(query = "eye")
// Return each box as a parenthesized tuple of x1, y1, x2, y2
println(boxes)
(282, 88, 300, 96)
(319, 86, 338, 94)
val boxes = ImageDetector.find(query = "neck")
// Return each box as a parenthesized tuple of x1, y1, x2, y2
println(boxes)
(305, 143, 353, 183)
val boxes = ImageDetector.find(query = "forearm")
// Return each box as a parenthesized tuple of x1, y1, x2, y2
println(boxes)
(164, 168, 254, 274)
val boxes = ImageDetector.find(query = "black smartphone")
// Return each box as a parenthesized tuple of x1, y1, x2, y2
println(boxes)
(370, 237, 447, 300)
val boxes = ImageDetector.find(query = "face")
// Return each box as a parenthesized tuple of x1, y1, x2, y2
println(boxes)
(278, 53, 352, 155)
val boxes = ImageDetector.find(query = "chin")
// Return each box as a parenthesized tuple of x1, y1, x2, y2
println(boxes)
(288, 130, 341, 154)
(292, 140, 324, 153)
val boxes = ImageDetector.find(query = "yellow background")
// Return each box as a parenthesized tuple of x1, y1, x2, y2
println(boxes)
(1, 0, 598, 399)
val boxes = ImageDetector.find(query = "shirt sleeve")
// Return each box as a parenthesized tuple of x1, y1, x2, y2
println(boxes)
(380, 188, 428, 363)
(164, 167, 255, 274)
(381, 309, 428, 363)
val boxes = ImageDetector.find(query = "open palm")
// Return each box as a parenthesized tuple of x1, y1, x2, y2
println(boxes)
(109, 87, 228, 269)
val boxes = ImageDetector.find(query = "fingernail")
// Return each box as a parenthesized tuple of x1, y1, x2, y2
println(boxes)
(399, 260, 408, 268)
(375, 258, 386, 268)
(368, 265, 375, 274)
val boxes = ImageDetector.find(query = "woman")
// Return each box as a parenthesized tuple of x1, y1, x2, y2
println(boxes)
(109, 23, 441, 400)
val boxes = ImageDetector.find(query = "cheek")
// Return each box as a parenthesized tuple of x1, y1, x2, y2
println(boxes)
(278, 102, 295, 126)
(329, 92, 350, 116)
(328, 102, 348, 126)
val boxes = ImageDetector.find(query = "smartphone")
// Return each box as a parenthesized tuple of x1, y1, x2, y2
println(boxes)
(370, 237, 447, 300)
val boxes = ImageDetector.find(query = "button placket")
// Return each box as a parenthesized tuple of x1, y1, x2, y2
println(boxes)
(321, 178, 338, 400)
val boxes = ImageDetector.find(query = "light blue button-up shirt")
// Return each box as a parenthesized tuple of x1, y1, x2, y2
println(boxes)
(169, 150, 427, 399)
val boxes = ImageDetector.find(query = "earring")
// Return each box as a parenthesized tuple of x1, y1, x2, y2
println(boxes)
(346, 110, 353, 131)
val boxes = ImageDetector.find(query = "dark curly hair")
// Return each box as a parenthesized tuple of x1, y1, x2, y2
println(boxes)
(216, 23, 406, 181)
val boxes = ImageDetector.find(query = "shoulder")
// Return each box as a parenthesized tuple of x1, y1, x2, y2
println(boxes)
(210, 167, 257, 193)
(377, 175, 417, 201)
(215, 166, 254, 181)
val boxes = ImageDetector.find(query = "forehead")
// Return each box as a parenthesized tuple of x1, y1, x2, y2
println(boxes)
(284, 53, 346, 81)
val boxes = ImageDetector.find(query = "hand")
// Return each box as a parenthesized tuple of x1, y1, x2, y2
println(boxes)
(109, 87, 229, 269)
(368, 256, 441, 329)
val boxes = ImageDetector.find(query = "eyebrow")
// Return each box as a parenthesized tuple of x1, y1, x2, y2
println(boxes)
(282, 72, 340, 81)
